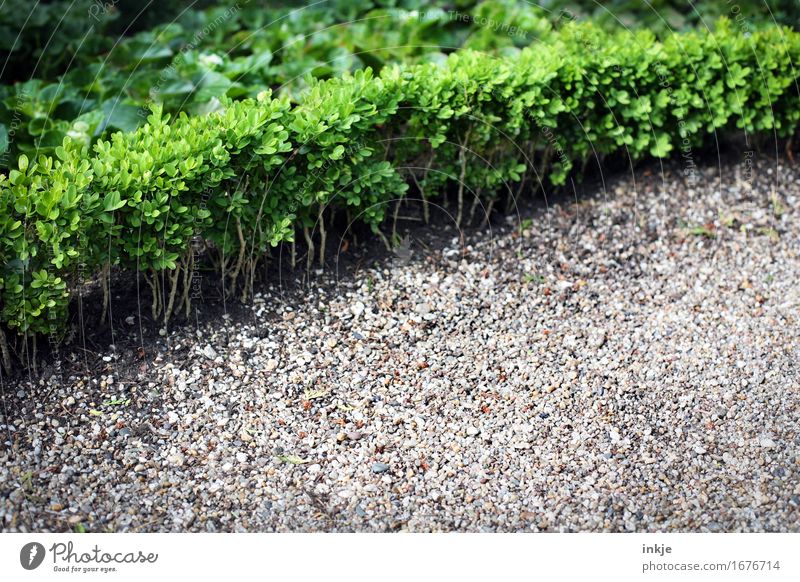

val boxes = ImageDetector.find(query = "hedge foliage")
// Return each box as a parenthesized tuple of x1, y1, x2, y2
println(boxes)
(1, 0, 557, 168)
(1, 18, 799, 366)
(9, 0, 790, 170)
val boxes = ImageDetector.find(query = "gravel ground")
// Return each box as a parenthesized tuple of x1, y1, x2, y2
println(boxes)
(1, 156, 799, 532)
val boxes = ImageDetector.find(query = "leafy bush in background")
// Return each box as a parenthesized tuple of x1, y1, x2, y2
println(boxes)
(0, 0, 225, 83)
(0, 0, 110, 83)
(1, 18, 798, 371)
(1, 0, 553, 169)
(543, 0, 798, 32)
(10, 0, 793, 171)
(2, 0, 794, 87)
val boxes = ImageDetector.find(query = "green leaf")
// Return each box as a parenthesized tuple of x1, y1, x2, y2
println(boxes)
(0, 123, 8, 153)
(330, 145, 345, 160)
(103, 191, 126, 212)
(649, 134, 672, 157)
(195, 71, 233, 102)
(99, 100, 144, 133)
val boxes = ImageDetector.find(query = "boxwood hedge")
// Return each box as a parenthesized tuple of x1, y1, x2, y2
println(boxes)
(1, 18, 799, 370)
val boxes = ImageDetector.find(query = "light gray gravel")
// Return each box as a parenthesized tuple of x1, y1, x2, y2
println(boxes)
(1, 156, 799, 532)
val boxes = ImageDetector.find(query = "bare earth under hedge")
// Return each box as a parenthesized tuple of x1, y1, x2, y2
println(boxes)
(1, 156, 798, 532)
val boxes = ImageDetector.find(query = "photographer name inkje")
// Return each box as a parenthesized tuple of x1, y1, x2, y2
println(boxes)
(49, 541, 158, 572)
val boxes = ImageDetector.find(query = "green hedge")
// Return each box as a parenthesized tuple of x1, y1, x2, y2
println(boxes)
(1, 0, 553, 169)
(1, 18, 799, 369)
(7, 0, 790, 170)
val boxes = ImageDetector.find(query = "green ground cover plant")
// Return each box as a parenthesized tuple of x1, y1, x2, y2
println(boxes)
(1, 17, 799, 370)
(1, 0, 550, 169)
(7, 0, 790, 171)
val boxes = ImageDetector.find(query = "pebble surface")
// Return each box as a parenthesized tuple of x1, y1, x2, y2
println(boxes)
(1, 157, 799, 532)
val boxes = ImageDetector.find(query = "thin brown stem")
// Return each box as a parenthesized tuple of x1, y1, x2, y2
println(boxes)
(303, 226, 314, 273)
(318, 206, 327, 267)
(100, 263, 110, 325)
(228, 217, 247, 292)
(183, 251, 194, 318)
(164, 260, 182, 325)
(145, 271, 159, 320)
(0, 326, 12, 374)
